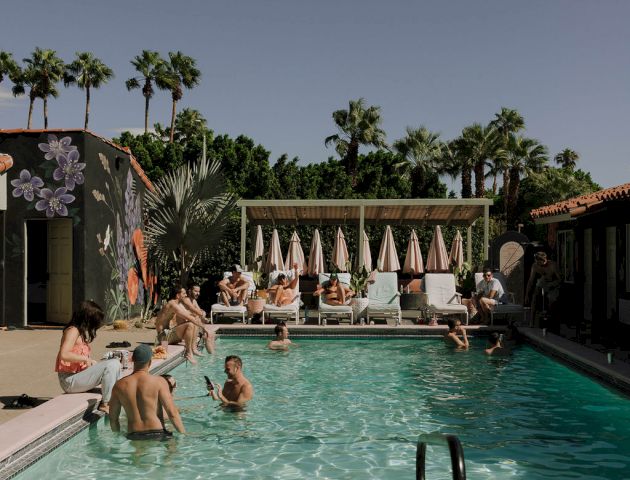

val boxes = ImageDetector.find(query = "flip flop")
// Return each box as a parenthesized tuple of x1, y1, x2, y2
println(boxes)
(7, 394, 36, 409)
(106, 341, 131, 348)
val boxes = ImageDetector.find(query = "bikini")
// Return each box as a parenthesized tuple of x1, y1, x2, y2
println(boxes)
(126, 429, 173, 441)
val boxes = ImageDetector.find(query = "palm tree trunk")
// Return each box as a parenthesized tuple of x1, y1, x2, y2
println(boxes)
(502, 168, 510, 213)
(169, 98, 177, 143)
(84, 85, 90, 130)
(346, 139, 359, 185)
(507, 167, 520, 227)
(144, 94, 150, 134)
(492, 174, 498, 195)
(27, 96, 34, 129)
(43, 97, 48, 129)
(474, 161, 485, 198)
(461, 167, 472, 198)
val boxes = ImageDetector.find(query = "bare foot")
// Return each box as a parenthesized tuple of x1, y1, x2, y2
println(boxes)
(98, 403, 110, 415)
(185, 353, 198, 365)
(193, 349, 203, 356)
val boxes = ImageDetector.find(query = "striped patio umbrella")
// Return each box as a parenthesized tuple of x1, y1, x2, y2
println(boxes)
(307, 229, 325, 276)
(426, 225, 449, 272)
(264, 228, 285, 273)
(377, 225, 401, 272)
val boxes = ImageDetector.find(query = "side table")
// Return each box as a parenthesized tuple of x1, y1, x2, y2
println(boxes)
(351, 297, 370, 323)
(400, 292, 426, 310)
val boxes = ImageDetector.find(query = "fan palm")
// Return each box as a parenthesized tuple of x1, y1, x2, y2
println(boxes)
(143, 156, 237, 285)
(490, 107, 525, 209)
(64, 52, 114, 129)
(554, 148, 579, 170)
(0, 51, 19, 86)
(324, 98, 387, 183)
(444, 137, 476, 198)
(125, 50, 167, 134)
(460, 123, 500, 197)
(505, 135, 548, 225)
(393, 126, 443, 175)
(157, 51, 201, 143)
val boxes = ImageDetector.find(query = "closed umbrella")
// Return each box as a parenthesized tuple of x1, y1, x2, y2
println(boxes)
(426, 225, 449, 272)
(307, 229, 325, 276)
(252, 225, 264, 272)
(332, 227, 349, 272)
(449, 229, 464, 271)
(377, 225, 400, 272)
(285, 231, 307, 272)
(265, 228, 285, 273)
(403, 229, 424, 274)
(361, 231, 373, 272)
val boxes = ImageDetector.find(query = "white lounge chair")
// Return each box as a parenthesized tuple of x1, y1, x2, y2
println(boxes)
(366, 272, 402, 325)
(424, 273, 469, 325)
(209, 271, 255, 324)
(473, 272, 524, 325)
(317, 273, 354, 325)
(262, 269, 301, 325)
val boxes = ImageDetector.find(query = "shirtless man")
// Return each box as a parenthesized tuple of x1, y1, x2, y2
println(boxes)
(109, 344, 185, 440)
(182, 284, 215, 354)
(268, 263, 299, 306)
(484, 332, 509, 356)
(444, 318, 469, 349)
(267, 323, 292, 350)
(154, 286, 208, 364)
(524, 251, 561, 327)
(207, 355, 254, 408)
(313, 273, 355, 306)
(218, 265, 249, 307)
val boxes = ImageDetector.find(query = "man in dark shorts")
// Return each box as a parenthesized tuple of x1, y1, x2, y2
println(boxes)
(109, 344, 185, 440)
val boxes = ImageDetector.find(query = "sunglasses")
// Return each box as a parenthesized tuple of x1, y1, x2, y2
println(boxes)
(483, 273, 491, 278)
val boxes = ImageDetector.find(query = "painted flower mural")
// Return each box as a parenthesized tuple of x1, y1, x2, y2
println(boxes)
(53, 149, 86, 190)
(37, 135, 77, 160)
(11, 169, 44, 201)
(35, 187, 75, 218)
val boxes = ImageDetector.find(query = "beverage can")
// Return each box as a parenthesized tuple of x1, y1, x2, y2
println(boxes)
(121, 350, 129, 369)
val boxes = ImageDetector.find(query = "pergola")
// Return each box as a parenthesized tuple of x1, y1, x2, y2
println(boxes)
(237, 198, 493, 268)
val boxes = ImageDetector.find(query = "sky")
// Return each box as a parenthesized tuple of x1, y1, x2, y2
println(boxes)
(1, 0, 629, 193)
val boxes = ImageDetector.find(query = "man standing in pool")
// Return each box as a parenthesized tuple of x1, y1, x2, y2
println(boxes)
(444, 318, 469, 349)
(109, 344, 185, 439)
(268, 322, 292, 350)
(207, 355, 254, 408)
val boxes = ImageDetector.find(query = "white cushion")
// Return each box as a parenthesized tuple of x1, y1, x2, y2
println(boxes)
(428, 304, 467, 314)
(211, 304, 246, 314)
(424, 274, 459, 305)
(319, 303, 353, 314)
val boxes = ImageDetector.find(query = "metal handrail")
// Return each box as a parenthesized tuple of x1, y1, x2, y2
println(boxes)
(416, 433, 466, 480)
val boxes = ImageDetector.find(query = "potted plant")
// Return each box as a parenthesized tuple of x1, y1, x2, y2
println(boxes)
(250, 257, 268, 299)
(453, 262, 475, 298)
(349, 264, 370, 298)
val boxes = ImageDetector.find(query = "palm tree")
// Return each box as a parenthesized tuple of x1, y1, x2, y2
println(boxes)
(125, 50, 167, 134)
(393, 126, 443, 174)
(505, 135, 548, 226)
(444, 137, 476, 198)
(459, 123, 500, 198)
(0, 51, 19, 87)
(143, 155, 236, 285)
(554, 148, 579, 170)
(157, 51, 201, 143)
(324, 98, 387, 183)
(64, 52, 114, 129)
(18, 48, 65, 129)
(490, 108, 525, 209)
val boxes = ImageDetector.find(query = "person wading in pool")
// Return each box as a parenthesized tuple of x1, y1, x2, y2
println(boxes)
(267, 322, 293, 350)
(444, 318, 469, 349)
(110, 344, 185, 440)
(207, 355, 254, 408)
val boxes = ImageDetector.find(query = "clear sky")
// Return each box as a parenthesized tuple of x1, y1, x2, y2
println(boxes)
(1, 0, 628, 192)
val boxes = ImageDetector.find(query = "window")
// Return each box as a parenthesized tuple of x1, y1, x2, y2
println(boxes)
(557, 230, 575, 283)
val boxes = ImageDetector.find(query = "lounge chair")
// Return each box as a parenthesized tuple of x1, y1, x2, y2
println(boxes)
(366, 272, 402, 325)
(317, 273, 354, 325)
(424, 273, 469, 325)
(262, 269, 301, 325)
(473, 272, 524, 325)
(209, 271, 255, 324)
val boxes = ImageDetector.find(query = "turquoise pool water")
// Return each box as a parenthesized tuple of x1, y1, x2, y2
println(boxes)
(17, 338, 630, 479)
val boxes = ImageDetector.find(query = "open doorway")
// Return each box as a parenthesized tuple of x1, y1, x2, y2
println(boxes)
(25, 219, 72, 325)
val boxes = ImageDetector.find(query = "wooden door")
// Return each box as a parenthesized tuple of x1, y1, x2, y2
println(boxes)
(606, 226, 616, 320)
(47, 219, 73, 324)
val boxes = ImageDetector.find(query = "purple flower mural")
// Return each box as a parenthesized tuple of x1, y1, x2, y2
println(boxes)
(35, 187, 76, 218)
(37, 134, 77, 160)
(10, 169, 44, 201)
(53, 150, 86, 190)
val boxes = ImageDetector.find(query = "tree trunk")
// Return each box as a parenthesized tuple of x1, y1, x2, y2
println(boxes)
(84, 85, 90, 129)
(169, 98, 177, 143)
(43, 97, 48, 129)
(144, 94, 150, 134)
(27, 96, 34, 128)
(492, 173, 498, 195)
(461, 167, 473, 198)
(506, 167, 520, 227)
(502, 168, 510, 214)
(346, 139, 360, 186)
(474, 160, 485, 198)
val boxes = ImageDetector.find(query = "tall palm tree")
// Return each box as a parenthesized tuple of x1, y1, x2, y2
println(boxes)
(143, 155, 236, 285)
(393, 126, 443, 175)
(490, 107, 525, 209)
(460, 123, 500, 197)
(444, 137, 477, 198)
(554, 148, 579, 170)
(0, 51, 19, 87)
(18, 48, 65, 129)
(324, 98, 387, 183)
(64, 52, 114, 129)
(505, 135, 548, 225)
(125, 50, 167, 134)
(157, 51, 201, 143)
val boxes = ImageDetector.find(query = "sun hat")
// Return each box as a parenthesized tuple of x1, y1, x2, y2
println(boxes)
(132, 344, 153, 365)
(231, 264, 243, 273)
(330, 273, 338, 281)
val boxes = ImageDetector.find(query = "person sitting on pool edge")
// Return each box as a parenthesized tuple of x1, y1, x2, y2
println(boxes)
(267, 263, 300, 306)
(268, 322, 292, 350)
(444, 318, 469, 349)
(313, 273, 355, 305)
(484, 332, 510, 356)
(109, 344, 185, 440)
(207, 355, 254, 408)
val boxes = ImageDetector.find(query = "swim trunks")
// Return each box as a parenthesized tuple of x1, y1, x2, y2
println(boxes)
(126, 429, 173, 441)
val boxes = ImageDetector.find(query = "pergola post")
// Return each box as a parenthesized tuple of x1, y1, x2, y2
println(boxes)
(467, 225, 473, 265)
(240, 205, 247, 267)
(483, 204, 489, 261)
(358, 205, 365, 268)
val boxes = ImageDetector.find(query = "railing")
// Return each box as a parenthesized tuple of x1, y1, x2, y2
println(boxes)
(416, 433, 466, 480)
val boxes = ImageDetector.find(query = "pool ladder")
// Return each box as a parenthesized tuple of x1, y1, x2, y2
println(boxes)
(416, 433, 466, 480)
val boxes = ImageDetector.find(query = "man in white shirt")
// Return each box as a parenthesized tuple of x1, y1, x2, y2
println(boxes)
(473, 269, 505, 324)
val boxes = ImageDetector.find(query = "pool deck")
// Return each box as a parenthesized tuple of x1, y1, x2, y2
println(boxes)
(1, 320, 630, 478)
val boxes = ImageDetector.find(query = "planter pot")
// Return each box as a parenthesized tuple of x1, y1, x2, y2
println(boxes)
(247, 298, 266, 317)
(256, 289, 268, 299)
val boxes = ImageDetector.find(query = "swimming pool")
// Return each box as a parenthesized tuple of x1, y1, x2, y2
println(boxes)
(15, 338, 630, 479)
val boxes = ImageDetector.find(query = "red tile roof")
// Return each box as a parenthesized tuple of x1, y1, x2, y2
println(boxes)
(0, 153, 13, 173)
(0, 129, 154, 192)
(531, 182, 630, 219)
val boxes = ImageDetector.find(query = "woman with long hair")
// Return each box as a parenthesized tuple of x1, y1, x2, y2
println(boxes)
(55, 300, 122, 414)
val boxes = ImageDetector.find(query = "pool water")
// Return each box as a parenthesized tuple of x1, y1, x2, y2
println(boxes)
(17, 338, 630, 479)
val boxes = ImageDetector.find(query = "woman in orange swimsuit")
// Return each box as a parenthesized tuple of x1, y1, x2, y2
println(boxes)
(55, 301, 122, 414)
